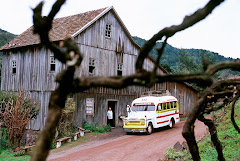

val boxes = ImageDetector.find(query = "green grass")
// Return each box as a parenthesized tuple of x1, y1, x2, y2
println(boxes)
(164, 101, 240, 161)
(0, 150, 30, 161)
(82, 121, 111, 133)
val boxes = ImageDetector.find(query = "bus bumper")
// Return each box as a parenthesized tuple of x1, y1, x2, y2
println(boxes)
(123, 126, 147, 133)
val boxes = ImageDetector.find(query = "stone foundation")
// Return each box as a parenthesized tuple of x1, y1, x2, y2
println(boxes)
(22, 129, 40, 146)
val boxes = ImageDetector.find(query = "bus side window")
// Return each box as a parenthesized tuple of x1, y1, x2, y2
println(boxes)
(173, 102, 176, 109)
(157, 104, 162, 111)
(170, 102, 173, 109)
(162, 103, 166, 110)
(167, 103, 170, 109)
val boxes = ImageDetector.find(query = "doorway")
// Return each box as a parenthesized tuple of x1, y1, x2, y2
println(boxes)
(107, 101, 117, 127)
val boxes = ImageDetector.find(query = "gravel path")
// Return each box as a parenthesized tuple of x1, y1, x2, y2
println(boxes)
(47, 120, 207, 161)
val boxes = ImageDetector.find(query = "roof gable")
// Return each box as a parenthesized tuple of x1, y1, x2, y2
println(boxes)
(0, 7, 107, 50)
(1, 6, 141, 51)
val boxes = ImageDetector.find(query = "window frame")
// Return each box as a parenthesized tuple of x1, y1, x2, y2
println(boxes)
(50, 54, 56, 72)
(117, 63, 123, 76)
(89, 58, 96, 75)
(105, 24, 112, 38)
(12, 60, 17, 74)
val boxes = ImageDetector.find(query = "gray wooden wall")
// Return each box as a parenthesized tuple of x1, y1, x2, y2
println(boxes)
(74, 84, 166, 127)
(167, 82, 198, 117)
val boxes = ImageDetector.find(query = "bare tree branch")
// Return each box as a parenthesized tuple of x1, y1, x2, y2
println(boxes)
(31, 1, 83, 160)
(206, 61, 240, 75)
(231, 94, 240, 133)
(198, 115, 225, 161)
(182, 78, 240, 160)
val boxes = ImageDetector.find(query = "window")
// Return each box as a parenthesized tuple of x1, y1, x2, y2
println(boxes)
(170, 102, 173, 109)
(12, 60, 16, 74)
(173, 101, 177, 109)
(117, 63, 123, 76)
(50, 55, 56, 71)
(89, 58, 95, 75)
(157, 104, 162, 111)
(162, 103, 166, 110)
(132, 105, 155, 111)
(105, 24, 111, 38)
(167, 103, 171, 109)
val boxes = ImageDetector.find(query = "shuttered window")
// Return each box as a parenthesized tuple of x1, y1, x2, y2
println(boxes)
(50, 55, 56, 71)
(89, 58, 95, 75)
(12, 60, 17, 74)
(117, 63, 123, 76)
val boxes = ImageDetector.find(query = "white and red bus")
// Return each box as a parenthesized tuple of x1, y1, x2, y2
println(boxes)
(123, 95, 180, 134)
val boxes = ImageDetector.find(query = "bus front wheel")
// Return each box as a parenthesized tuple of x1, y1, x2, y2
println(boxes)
(146, 123, 153, 135)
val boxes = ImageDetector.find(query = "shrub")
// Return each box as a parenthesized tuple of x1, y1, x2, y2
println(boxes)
(104, 124, 112, 132)
(82, 121, 111, 133)
(0, 91, 39, 121)
(57, 97, 77, 138)
(0, 90, 39, 149)
(51, 142, 56, 149)
(0, 126, 11, 151)
(165, 147, 181, 159)
(14, 150, 25, 157)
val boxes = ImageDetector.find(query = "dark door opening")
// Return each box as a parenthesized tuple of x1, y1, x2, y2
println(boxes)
(107, 101, 117, 127)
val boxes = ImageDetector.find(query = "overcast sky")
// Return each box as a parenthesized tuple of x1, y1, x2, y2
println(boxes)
(0, 0, 239, 59)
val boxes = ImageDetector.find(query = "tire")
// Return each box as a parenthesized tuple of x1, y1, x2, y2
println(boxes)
(169, 118, 175, 129)
(146, 123, 153, 135)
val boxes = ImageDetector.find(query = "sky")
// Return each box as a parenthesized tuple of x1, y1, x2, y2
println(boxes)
(0, 0, 240, 59)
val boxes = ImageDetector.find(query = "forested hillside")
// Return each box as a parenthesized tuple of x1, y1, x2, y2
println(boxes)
(133, 36, 239, 79)
(0, 28, 16, 47)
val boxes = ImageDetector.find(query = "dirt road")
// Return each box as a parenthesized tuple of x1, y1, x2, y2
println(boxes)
(47, 120, 207, 161)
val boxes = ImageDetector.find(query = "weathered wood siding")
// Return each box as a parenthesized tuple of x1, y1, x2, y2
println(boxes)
(167, 82, 198, 117)
(1, 47, 64, 130)
(73, 10, 162, 77)
(1, 47, 63, 91)
(74, 84, 166, 127)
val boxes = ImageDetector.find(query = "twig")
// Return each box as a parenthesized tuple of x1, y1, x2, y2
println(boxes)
(231, 94, 240, 133)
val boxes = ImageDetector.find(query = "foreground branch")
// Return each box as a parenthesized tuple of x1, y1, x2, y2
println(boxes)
(198, 115, 225, 161)
(31, 1, 82, 160)
(231, 95, 240, 133)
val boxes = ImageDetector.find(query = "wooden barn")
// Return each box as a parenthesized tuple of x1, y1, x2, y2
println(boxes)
(0, 6, 198, 131)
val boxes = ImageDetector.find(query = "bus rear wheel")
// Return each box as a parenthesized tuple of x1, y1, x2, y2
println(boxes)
(146, 123, 153, 135)
(169, 118, 175, 128)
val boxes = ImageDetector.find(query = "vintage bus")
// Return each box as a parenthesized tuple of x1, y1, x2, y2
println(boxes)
(123, 94, 180, 134)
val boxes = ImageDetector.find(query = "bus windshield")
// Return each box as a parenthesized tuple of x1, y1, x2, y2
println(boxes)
(132, 105, 155, 111)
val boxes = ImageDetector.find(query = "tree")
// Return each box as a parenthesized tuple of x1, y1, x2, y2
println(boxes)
(177, 49, 200, 73)
(30, 0, 240, 161)
(0, 90, 39, 149)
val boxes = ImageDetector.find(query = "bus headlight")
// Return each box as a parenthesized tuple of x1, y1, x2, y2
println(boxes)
(140, 119, 145, 125)
(124, 119, 128, 125)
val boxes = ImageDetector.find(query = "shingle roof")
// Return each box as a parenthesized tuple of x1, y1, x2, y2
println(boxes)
(0, 7, 107, 50)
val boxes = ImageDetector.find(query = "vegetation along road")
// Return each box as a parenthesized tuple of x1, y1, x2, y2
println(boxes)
(47, 120, 207, 161)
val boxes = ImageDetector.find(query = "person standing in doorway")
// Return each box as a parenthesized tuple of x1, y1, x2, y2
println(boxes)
(107, 107, 113, 127)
